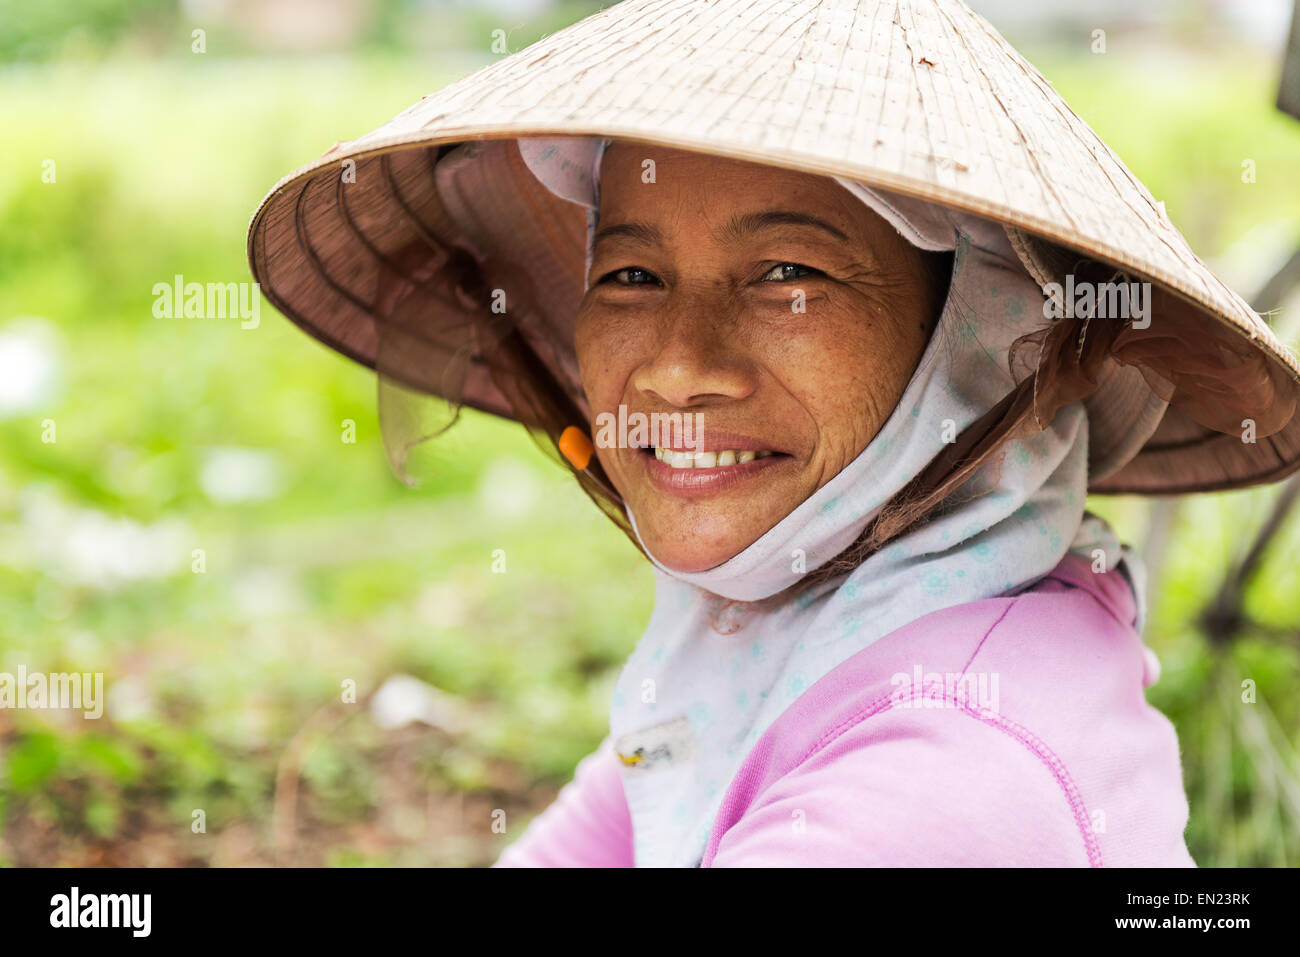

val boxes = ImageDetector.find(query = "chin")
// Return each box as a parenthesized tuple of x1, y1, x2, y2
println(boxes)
(639, 521, 760, 574)
(647, 545, 735, 574)
(634, 499, 787, 572)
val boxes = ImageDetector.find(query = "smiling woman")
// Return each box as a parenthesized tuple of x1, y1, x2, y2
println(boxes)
(246, 0, 1300, 868)
(575, 142, 950, 573)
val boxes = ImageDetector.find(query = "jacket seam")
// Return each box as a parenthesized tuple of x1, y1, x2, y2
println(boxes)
(959, 599, 1015, 676)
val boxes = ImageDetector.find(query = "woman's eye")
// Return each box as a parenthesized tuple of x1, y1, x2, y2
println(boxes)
(596, 264, 817, 286)
(761, 262, 818, 282)
(601, 267, 659, 286)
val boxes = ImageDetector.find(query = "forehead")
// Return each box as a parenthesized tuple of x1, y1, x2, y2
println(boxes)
(594, 143, 894, 253)
(599, 143, 845, 206)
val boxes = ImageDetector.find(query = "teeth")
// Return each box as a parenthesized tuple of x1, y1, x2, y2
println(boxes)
(652, 448, 775, 469)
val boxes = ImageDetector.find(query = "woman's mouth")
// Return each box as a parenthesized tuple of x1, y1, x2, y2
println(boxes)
(652, 447, 775, 468)
(636, 444, 790, 496)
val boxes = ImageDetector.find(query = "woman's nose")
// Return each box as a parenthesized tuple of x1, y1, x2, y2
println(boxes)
(631, 285, 758, 408)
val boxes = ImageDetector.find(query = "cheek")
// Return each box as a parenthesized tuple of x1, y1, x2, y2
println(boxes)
(577, 300, 664, 371)
(573, 310, 625, 404)
(750, 295, 880, 389)
(759, 297, 916, 445)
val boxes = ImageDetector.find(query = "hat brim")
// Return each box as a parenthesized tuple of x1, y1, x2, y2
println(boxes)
(248, 131, 1300, 495)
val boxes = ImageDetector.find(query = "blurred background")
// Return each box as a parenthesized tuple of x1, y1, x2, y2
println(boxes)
(0, 0, 1298, 867)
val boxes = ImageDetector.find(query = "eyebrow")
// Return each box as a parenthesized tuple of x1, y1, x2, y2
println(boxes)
(591, 209, 852, 254)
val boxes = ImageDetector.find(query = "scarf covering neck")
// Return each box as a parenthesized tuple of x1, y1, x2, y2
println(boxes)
(514, 136, 1148, 866)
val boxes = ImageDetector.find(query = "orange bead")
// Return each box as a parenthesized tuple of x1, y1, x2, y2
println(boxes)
(559, 426, 595, 470)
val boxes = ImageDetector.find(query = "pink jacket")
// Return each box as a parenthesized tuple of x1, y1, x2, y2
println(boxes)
(493, 553, 1197, 866)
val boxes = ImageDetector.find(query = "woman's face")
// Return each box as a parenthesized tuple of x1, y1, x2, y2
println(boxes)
(574, 143, 941, 573)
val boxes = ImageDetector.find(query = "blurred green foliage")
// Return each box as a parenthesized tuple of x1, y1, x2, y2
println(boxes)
(0, 52, 652, 865)
(0, 0, 608, 63)
(0, 0, 175, 62)
(0, 30, 1298, 865)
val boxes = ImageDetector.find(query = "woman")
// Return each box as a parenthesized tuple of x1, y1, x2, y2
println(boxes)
(246, 0, 1300, 866)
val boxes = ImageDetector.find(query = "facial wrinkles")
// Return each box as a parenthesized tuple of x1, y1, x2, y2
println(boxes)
(575, 146, 936, 571)
(588, 236, 917, 456)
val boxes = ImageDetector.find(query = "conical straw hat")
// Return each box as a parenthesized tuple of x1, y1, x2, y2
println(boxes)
(246, 0, 1300, 495)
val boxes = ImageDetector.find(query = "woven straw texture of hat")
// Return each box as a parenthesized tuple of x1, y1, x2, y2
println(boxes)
(247, 0, 1300, 495)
